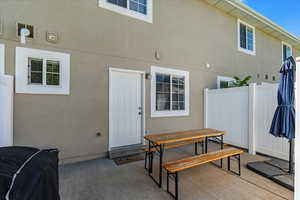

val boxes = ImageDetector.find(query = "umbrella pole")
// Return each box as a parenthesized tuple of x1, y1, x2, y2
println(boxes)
(289, 139, 293, 174)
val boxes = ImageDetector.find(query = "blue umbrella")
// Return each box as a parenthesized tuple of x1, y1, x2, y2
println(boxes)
(270, 56, 296, 173)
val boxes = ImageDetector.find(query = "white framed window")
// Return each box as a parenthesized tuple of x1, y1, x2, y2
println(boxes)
(15, 47, 70, 95)
(282, 42, 293, 62)
(151, 66, 189, 117)
(0, 43, 4, 74)
(238, 19, 256, 56)
(98, 0, 153, 23)
(217, 76, 235, 89)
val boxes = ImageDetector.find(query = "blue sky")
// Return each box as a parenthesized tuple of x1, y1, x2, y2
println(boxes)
(243, 0, 300, 37)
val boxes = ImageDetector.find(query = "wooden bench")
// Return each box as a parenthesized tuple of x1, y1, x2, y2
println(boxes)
(163, 148, 243, 200)
(144, 138, 205, 170)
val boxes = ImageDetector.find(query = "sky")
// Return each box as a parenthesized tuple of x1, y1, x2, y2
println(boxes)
(241, 0, 300, 37)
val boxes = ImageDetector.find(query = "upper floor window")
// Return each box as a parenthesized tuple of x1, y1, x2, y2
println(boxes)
(282, 42, 292, 62)
(99, 0, 152, 23)
(151, 66, 189, 117)
(16, 47, 70, 95)
(238, 19, 256, 56)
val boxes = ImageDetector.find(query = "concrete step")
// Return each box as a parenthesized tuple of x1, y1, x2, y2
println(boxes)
(109, 144, 145, 159)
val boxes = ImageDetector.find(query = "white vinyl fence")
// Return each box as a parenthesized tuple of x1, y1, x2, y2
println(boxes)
(0, 75, 14, 147)
(204, 83, 289, 160)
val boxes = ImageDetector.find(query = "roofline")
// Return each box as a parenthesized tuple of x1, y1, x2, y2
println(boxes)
(228, 0, 300, 44)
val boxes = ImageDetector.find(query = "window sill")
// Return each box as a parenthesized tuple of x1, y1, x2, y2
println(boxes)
(151, 111, 189, 118)
(238, 47, 256, 56)
(15, 85, 70, 95)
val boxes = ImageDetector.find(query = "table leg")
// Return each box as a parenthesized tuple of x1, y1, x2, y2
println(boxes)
(221, 135, 223, 168)
(205, 137, 208, 153)
(159, 144, 164, 188)
(148, 142, 153, 174)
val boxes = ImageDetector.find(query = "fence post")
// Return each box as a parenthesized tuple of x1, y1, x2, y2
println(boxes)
(0, 44, 4, 75)
(295, 57, 300, 200)
(248, 83, 256, 155)
(203, 88, 209, 128)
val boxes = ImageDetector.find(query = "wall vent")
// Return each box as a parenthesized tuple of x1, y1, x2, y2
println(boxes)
(17, 23, 34, 38)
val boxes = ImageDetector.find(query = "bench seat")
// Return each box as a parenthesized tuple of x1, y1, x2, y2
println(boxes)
(164, 147, 243, 173)
(164, 147, 243, 200)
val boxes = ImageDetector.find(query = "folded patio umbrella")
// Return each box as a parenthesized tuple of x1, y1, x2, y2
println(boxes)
(269, 56, 296, 173)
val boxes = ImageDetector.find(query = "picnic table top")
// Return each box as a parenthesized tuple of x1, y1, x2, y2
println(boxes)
(144, 128, 225, 145)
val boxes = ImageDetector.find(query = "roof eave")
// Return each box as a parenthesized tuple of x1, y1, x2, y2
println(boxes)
(204, 0, 300, 50)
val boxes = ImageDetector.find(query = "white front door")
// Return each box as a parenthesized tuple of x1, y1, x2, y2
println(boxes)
(109, 68, 144, 149)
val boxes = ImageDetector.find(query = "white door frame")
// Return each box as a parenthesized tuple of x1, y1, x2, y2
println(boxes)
(0, 43, 4, 74)
(108, 67, 146, 151)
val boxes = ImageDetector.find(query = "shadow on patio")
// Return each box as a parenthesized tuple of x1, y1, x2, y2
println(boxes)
(59, 142, 292, 200)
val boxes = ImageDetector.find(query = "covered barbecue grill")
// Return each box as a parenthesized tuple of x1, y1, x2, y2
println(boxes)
(0, 146, 60, 200)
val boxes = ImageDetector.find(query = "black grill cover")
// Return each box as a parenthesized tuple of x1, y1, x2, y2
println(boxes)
(0, 147, 60, 200)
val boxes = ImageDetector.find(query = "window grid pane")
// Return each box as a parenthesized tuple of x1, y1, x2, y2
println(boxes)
(107, 0, 127, 8)
(246, 27, 253, 51)
(240, 23, 247, 49)
(28, 58, 43, 85)
(129, 0, 147, 15)
(46, 60, 60, 86)
(283, 45, 287, 61)
(171, 76, 185, 111)
(156, 73, 170, 111)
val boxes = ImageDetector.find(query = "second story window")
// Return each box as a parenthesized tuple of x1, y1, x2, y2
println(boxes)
(282, 42, 292, 62)
(99, 0, 152, 23)
(238, 19, 256, 56)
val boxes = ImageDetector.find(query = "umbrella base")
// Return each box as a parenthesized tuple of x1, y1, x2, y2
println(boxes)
(247, 159, 294, 191)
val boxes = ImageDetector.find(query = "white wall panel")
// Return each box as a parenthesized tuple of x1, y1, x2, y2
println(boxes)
(254, 84, 289, 160)
(0, 75, 14, 147)
(205, 83, 290, 160)
(206, 87, 249, 148)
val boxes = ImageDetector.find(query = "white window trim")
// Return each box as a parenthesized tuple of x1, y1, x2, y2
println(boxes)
(0, 43, 4, 74)
(98, 0, 153, 23)
(237, 19, 256, 56)
(151, 66, 189, 118)
(15, 47, 70, 95)
(282, 41, 293, 62)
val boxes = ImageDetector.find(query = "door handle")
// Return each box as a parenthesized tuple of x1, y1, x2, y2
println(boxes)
(138, 112, 142, 115)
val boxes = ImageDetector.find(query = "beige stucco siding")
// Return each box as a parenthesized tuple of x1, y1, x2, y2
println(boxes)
(0, 0, 299, 162)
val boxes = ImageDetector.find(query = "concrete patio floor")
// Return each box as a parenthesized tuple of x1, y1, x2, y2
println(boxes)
(59, 142, 293, 200)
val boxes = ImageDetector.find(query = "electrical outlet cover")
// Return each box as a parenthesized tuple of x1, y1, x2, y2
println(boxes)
(46, 31, 59, 43)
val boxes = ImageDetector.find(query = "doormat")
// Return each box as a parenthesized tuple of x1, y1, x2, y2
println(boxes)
(113, 153, 145, 166)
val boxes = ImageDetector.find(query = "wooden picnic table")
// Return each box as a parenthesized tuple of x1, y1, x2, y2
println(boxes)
(144, 128, 225, 188)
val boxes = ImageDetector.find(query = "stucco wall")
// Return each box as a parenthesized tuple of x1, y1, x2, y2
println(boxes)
(0, 0, 299, 162)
